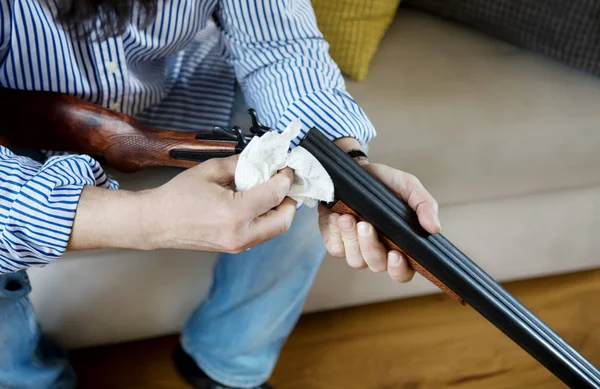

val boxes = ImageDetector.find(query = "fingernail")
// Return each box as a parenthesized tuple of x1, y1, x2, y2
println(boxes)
(388, 252, 400, 266)
(340, 217, 353, 230)
(357, 222, 370, 236)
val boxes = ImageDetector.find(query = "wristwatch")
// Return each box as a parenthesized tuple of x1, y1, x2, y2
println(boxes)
(346, 149, 369, 162)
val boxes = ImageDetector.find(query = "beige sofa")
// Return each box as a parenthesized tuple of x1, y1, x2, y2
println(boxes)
(28, 10, 600, 349)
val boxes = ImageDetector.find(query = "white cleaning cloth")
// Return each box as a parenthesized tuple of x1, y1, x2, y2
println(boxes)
(234, 120, 334, 208)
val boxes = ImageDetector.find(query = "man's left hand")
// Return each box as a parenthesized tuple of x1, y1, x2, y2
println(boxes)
(318, 142, 441, 283)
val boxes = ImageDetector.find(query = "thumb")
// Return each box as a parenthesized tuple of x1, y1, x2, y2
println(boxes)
(236, 168, 294, 218)
(365, 163, 441, 234)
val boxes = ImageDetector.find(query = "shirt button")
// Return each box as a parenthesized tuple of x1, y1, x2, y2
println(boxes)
(110, 102, 121, 111)
(106, 61, 118, 73)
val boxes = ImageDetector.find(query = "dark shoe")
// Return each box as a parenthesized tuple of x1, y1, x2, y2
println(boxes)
(173, 344, 274, 389)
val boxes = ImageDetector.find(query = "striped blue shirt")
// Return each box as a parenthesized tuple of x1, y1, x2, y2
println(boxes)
(0, 0, 376, 273)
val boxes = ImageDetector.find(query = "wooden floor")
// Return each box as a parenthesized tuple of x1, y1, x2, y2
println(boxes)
(72, 269, 600, 389)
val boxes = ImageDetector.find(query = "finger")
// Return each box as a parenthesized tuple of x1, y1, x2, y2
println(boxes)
(366, 164, 441, 234)
(394, 172, 440, 234)
(357, 222, 387, 272)
(325, 213, 345, 257)
(387, 250, 415, 283)
(246, 197, 297, 246)
(338, 214, 366, 269)
(318, 205, 334, 249)
(318, 204, 331, 239)
(236, 168, 294, 218)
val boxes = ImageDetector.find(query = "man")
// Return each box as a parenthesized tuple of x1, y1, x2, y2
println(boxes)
(0, 0, 441, 388)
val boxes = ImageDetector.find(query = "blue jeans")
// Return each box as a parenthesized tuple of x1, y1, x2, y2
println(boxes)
(0, 206, 326, 388)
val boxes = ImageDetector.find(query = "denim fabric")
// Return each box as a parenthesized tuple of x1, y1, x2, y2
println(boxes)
(182, 205, 325, 388)
(0, 271, 76, 389)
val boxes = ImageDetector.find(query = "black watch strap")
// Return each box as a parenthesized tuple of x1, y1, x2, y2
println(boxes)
(346, 149, 368, 162)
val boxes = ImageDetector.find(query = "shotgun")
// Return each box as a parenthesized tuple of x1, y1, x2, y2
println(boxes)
(0, 89, 598, 388)
(0, 88, 269, 172)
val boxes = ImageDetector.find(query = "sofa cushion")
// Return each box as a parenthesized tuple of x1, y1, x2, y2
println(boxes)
(346, 10, 600, 206)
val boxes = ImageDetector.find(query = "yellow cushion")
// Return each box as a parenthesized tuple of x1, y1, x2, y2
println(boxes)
(312, 0, 401, 81)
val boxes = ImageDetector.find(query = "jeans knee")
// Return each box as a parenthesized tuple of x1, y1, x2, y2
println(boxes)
(287, 205, 325, 252)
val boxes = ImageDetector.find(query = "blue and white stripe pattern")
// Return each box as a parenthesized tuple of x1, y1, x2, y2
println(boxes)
(0, 148, 117, 272)
(0, 0, 376, 273)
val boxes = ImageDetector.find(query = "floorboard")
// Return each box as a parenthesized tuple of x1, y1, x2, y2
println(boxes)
(72, 268, 600, 388)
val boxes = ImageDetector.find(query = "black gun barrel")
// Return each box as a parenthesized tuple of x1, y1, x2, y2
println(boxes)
(299, 128, 600, 389)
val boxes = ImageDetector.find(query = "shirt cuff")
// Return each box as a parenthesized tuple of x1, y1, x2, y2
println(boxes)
(1, 153, 118, 273)
(272, 89, 377, 147)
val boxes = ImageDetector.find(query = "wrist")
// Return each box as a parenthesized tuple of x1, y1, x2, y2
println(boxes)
(135, 188, 163, 251)
(334, 136, 362, 152)
(136, 185, 187, 251)
(334, 137, 370, 165)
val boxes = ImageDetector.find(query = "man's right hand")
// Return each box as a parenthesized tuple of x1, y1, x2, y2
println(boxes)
(68, 155, 297, 253)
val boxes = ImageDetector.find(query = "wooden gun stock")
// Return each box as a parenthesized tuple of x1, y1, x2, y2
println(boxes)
(0, 89, 238, 172)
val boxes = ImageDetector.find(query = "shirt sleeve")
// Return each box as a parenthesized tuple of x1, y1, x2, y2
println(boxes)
(0, 146, 118, 274)
(215, 0, 377, 147)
